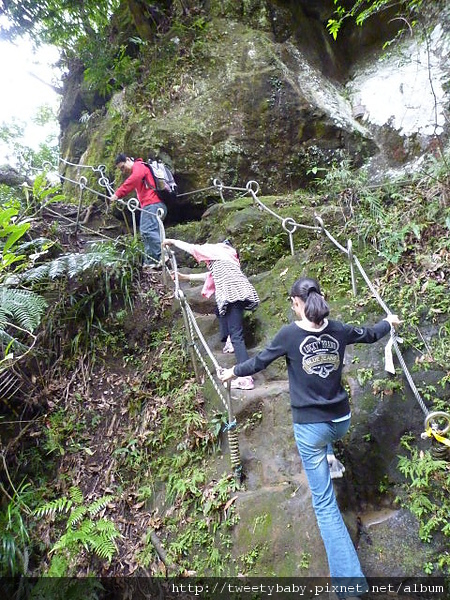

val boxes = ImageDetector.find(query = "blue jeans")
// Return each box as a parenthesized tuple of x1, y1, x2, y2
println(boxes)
(217, 301, 250, 364)
(140, 202, 167, 263)
(293, 420, 368, 597)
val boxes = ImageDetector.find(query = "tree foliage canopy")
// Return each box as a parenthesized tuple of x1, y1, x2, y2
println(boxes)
(1, 0, 121, 52)
(1, 0, 178, 98)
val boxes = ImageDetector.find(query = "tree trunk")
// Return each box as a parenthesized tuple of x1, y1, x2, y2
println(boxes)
(0, 166, 33, 188)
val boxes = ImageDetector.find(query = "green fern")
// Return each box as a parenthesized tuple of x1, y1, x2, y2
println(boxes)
(0, 288, 47, 332)
(397, 446, 450, 549)
(34, 496, 73, 520)
(0, 286, 47, 361)
(88, 531, 118, 561)
(365, 191, 385, 223)
(46, 553, 70, 577)
(20, 245, 125, 283)
(48, 256, 70, 279)
(50, 529, 87, 555)
(95, 519, 119, 535)
(66, 505, 87, 529)
(68, 486, 83, 505)
(35, 489, 120, 572)
(15, 237, 55, 253)
(50, 518, 119, 562)
(87, 495, 115, 517)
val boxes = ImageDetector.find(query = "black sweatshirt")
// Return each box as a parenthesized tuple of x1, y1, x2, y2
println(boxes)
(234, 318, 391, 423)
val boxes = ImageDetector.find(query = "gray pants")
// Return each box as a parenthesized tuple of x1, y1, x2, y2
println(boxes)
(140, 202, 167, 263)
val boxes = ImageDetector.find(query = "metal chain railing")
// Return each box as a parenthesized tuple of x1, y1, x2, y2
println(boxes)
(223, 180, 450, 445)
(165, 248, 242, 477)
(25, 158, 244, 475)
(20, 158, 450, 453)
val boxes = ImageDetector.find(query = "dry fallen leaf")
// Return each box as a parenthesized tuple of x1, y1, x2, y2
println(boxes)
(223, 495, 238, 514)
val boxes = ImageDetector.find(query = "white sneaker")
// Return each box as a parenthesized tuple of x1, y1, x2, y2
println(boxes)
(230, 376, 254, 390)
(222, 337, 234, 354)
(328, 456, 345, 479)
(144, 254, 169, 271)
(143, 263, 161, 271)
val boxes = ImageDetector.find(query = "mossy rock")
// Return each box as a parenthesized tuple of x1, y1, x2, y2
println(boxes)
(233, 484, 327, 577)
(65, 13, 376, 218)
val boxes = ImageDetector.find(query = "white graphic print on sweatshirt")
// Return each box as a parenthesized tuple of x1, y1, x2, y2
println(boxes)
(299, 334, 341, 378)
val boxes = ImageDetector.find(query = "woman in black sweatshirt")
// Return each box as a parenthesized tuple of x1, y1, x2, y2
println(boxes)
(219, 276, 400, 598)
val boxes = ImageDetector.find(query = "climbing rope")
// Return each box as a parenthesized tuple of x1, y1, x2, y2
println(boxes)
(166, 249, 242, 476)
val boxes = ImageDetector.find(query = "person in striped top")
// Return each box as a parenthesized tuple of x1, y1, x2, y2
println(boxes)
(163, 238, 259, 390)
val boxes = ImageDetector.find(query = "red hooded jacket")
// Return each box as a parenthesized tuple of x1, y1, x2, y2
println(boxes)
(115, 159, 161, 207)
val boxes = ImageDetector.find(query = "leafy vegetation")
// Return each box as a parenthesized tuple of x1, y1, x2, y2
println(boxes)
(327, 0, 426, 40)
(0, 171, 142, 365)
(397, 436, 450, 574)
(0, 0, 449, 582)
(0, 482, 31, 577)
(34, 486, 120, 575)
(0, 238, 238, 577)
(0, 197, 47, 364)
(1, 0, 120, 53)
(0, 0, 214, 102)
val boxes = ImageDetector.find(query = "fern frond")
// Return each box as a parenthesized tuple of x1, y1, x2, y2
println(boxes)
(367, 194, 384, 222)
(16, 237, 54, 253)
(87, 495, 114, 517)
(19, 263, 53, 283)
(50, 532, 70, 555)
(51, 521, 95, 554)
(51, 529, 82, 554)
(0, 288, 47, 332)
(89, 521, 120, 561)
(67, 254, 82, 277)
(78, 520, 95, 538)
(68, 486, 83, 505)
(34, 497, 73, 519)
(89, 534, 117, 561)
(48, 256, 68, 279)
(77, 522, 96, 542)
(66, 505, 88, 529)
(95, 519, 121, 537)
(47, 514, 120, 564)
(20, 247, 125, 284)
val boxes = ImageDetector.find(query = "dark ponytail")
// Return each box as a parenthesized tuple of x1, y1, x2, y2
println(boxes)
(290, 277, 329, 325)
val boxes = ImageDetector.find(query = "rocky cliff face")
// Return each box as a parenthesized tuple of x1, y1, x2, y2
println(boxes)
(168, 192, 447, 578)
(58, 1, 449, 220)
(54, 0, 450, 579)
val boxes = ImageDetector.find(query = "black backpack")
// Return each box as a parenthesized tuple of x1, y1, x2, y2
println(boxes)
(144, 160, 178, 203)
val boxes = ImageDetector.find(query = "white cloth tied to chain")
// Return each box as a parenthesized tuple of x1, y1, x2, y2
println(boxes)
(384, 333, 403, 374)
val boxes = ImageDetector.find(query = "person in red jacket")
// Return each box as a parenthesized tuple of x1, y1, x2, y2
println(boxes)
(110, 154, 167, 268)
